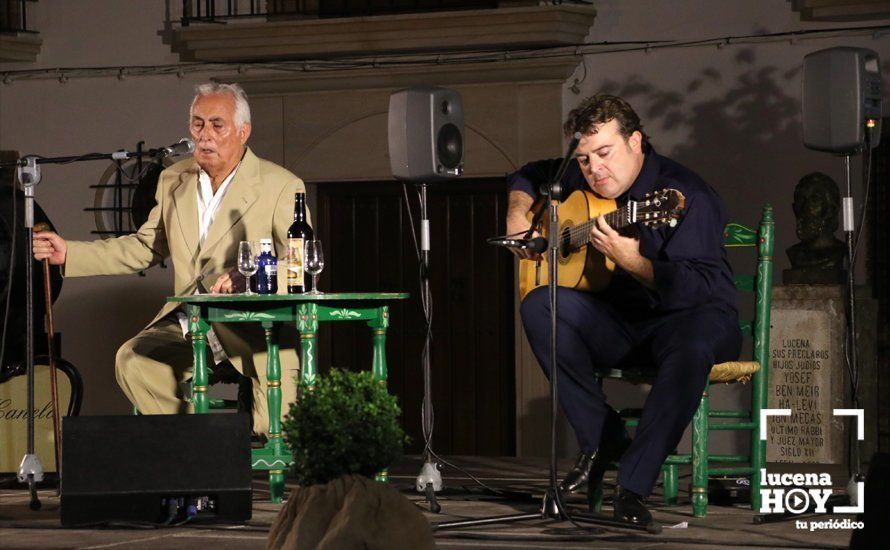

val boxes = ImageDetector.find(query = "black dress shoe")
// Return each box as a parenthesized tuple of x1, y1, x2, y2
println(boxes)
(561, 432, 632, 495)
(559, 451, 597, 493)
(613, 486, 652, 525)
(586, 433, 631, 507)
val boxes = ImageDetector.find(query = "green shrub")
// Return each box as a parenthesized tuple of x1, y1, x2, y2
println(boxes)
(283, 369, 407, 486)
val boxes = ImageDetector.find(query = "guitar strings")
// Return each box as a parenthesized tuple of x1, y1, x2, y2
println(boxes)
(559, 206, 629, 250)
(543, 192, 676, 252)
(564, 208, 624, 240)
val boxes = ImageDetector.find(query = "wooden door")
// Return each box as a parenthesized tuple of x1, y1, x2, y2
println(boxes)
(314, 179, 515, 456)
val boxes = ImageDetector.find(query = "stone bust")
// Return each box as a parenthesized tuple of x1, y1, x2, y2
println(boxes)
(783, 172, 846, 285)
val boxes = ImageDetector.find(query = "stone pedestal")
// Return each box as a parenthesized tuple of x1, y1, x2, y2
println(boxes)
(767, 285, 879, 466)
(767, 285, 847, 464)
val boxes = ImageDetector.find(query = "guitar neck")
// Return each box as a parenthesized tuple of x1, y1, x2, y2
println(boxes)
(565, 202, 635, 249)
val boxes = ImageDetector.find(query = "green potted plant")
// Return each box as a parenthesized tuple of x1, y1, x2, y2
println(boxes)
(268, 369, 434, 550)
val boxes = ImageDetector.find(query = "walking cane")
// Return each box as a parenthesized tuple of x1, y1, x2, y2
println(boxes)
(33, 222, 62, 488)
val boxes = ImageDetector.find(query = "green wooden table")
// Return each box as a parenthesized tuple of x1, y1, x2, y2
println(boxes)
(167, 292, 409, 503)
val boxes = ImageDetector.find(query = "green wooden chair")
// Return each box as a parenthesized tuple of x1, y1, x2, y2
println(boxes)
(591, 204, 774, 518)
(133, 359, 253, 422)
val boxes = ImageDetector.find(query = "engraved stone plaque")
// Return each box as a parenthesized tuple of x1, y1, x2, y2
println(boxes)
(767, 286, 847, 464)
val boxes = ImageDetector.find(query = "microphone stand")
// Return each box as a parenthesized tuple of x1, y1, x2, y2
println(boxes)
(1, 145, 179, 511)
(438, 137, 658, 534)
(16, 156, 42, 510)
(414, 181, 443, 513)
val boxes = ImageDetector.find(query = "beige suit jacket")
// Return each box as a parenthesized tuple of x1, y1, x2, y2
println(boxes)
(65, 147, 305, 374)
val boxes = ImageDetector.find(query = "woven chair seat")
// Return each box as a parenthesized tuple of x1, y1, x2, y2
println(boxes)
(709, 360, 760, 384)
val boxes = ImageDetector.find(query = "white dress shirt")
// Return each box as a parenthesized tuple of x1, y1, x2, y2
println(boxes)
(176, 164, 240, 365)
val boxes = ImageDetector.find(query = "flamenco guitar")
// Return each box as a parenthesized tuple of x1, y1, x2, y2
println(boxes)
(518, 188, 685, 300)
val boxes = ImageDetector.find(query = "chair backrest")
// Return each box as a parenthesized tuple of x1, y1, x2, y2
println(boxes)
(723, 204, 775, 376)
(600, 205, 775, 383)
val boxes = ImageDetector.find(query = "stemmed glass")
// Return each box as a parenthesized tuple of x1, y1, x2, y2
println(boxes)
(304, 240, 324, 295)
(237, 240, 258, 295)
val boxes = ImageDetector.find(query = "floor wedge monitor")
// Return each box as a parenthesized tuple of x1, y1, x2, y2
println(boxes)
(60, 413, 252, 526)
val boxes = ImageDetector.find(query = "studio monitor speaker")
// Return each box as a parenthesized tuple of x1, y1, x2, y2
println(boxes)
(850, 453, 890, 549)
(60, 414, 252, 526)
(802, 47, 882, 153)
(388, 87, 464, 180)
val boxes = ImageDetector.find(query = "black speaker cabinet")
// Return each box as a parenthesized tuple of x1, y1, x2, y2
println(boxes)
(802, 47, 882, 153)
(388, 86, 464, 180)
(61, 414, 252, 526)
(850, 453, 890, 549)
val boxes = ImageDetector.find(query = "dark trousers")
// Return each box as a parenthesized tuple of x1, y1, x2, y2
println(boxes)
(520, 287, 741, 497)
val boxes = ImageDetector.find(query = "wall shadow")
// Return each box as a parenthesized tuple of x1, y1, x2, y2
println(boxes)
(586, 48, 809, 457)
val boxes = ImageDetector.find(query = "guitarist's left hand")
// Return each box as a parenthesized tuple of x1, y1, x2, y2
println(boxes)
(591, 216, 655, 289)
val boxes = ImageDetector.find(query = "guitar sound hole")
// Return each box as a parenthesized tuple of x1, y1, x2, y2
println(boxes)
(560, 229, 573, 257)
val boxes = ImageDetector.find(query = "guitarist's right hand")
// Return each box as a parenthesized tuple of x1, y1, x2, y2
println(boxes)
(506, 214, 543, 261)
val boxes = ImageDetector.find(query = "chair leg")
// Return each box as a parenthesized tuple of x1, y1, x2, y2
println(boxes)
(750, 368, 767, 511)
(662, 464, 678, 506)
(587, 480, 604, 512)
(750, 438, 766, 511)
(692, 384, 709, 517)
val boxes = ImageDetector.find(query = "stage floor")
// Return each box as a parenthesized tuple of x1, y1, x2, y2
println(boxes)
(1, 455, 855, 549)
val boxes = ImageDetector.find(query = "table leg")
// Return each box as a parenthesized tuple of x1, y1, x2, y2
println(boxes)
(369, 305, 390, 482)
(369, 305, 389, 384)
(297, 303, 318, 389)
(187, 304, 210, 414)
(262, 321, 286, 503)
(263, 322, 283, 440)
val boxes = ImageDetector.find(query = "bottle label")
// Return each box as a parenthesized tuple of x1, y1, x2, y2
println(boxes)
(265, 264, 277, 277)
(287, 237, 305, 288)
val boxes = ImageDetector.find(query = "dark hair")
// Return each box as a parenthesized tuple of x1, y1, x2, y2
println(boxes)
(563, 94, 650, 146)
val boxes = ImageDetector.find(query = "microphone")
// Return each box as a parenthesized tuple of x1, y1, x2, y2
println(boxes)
(487, 236, 548, 253)
(524, 237, 548, 253)
(154, 138, 195, 157)
(540, 132, 582, 199)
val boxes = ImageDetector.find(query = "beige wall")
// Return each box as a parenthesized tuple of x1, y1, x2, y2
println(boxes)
(0, 2, 207, 415)
(1, 1, 888, 457)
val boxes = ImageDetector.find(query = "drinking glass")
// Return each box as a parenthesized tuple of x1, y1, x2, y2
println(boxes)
(304, 240, 324, 295)
(237, 240, 258, 295)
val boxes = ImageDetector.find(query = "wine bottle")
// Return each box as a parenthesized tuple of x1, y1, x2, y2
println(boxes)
(286, 192, 314, 293)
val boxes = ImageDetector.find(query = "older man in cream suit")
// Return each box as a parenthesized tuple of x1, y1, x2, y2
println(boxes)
(33, 82, 303, 435)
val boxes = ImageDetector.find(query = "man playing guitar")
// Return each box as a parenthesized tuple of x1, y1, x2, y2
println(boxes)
(506, 94, 741, 526)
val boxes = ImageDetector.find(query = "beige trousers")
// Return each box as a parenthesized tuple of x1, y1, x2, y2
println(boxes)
(114, 316, 299, 435)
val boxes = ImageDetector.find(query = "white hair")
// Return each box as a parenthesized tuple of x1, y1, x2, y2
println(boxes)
(189, 82, 251, 128)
